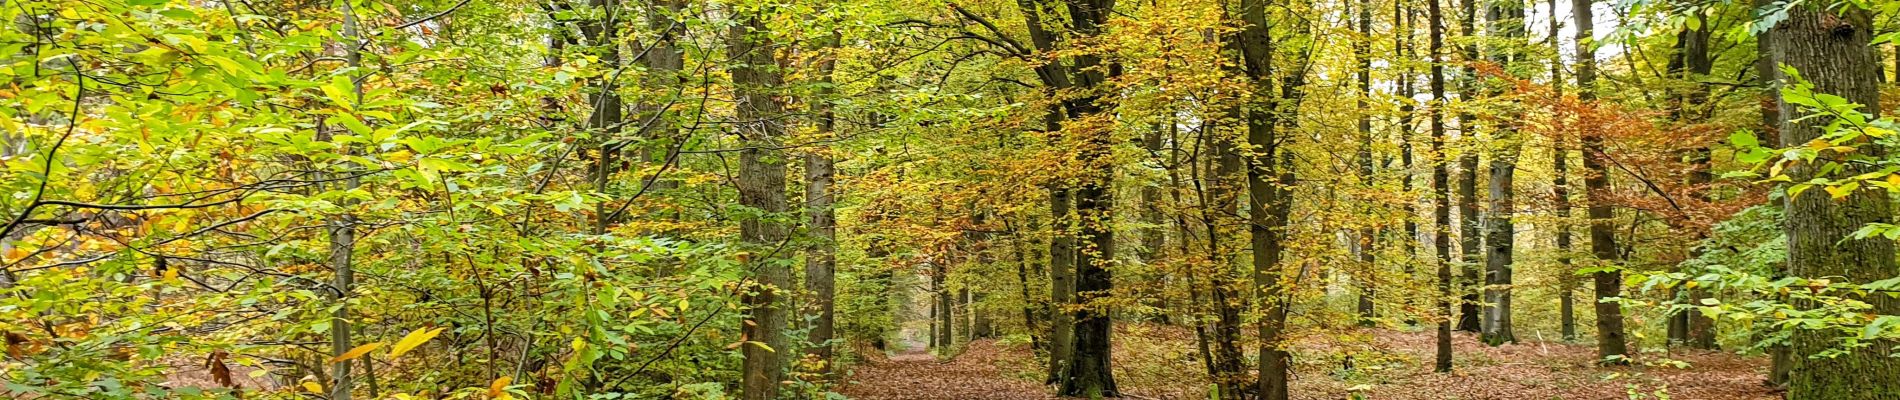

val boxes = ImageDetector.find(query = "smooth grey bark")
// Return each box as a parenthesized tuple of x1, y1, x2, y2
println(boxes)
(1479, 0, 1523, 346)
(328, 3, 365, 399)
(803, 29, 840, 373)
(1453, 0, 1482, 334)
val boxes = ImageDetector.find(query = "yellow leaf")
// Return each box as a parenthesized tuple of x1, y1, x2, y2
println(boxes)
(387, 327, 444, 359)
(488, 376, 512, 399)
(1825, 185, 1852, 199)
(329, 342, 384, 363)
(162, 267, 179, 281)
(302, 381, 323, 394)
(1684, 281, 1698, 289)
(3, 247, 29, 262)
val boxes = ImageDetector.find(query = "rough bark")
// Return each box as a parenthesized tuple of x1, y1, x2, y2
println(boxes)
(1234, 0, 1293, 396)
(1044, 187, 1076, 385)
(1054, 0, 1121, 396)
(727, 9, 792, 399)
(1766, 6, 1900, 398)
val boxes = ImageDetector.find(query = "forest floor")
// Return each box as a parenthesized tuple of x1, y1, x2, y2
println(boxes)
(839, 324, 1781, 400)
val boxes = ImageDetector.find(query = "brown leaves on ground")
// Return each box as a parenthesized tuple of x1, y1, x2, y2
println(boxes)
(841, 327, 1778, 400)
(840, 341, 1055, 400)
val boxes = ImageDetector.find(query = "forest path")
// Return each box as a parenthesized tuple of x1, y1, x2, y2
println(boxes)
(839, 340, 1054, 400)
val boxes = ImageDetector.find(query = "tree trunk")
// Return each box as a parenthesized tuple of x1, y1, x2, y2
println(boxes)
(1571, 0, 1628, 364)
(1428, 0, 1455, 373)
(1055, 0, 1120, 396)
(727, 10, 792, 399)
(1045, 187, 1076, 384)
(1766, 6, 1900, 398)
(1235, 0, 1293, 396)
(801, 26, 841, 372)
(1548, 0, 1576, 343)
(1479, 0, 1522, 346)
(1354, 0, 1379, 326)
(1453, 0, 1483, 335)
(1397, 1, 1421, 327)
(327, 4, 366, 398)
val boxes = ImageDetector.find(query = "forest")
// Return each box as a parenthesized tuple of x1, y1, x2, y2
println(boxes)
(5, 0, 1900, 398)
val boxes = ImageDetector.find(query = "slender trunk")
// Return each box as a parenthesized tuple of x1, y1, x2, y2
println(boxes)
(1549, 0, 1576, 343)
(1397, 1, 1421, 327)
(1573, 0, 1628, 364)
(1767, 6, 1900, 397)
(1235, 0, 1293, 396)
(1354, 0, 1378, 326)
(1428, 0, 1455, 373)
(727, 10, 792, 398)
(1452, 0, 1483, 335)
(1209, 120, 1248, 400)
(327, 4, 366, 399)
(1755, 10, 1792, 386)
(585, 0, 625, 236)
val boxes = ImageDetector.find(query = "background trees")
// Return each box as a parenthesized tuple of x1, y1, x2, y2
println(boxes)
(4, 0, 1900, 398)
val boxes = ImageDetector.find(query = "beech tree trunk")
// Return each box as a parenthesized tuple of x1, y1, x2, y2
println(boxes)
(1478, 0, 1522, 346)
(1354, 0, 1378, 326)
(727, 10, 792, 399)
(1453, 0, 1482, 334)
(1548, 0, 1576, 343)
(1428, 0, 1455, 373)
(1766, 6, 1900, 397)
(1571, 0, 1628, 364)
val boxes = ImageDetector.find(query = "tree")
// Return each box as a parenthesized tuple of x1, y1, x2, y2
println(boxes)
(1572, 0, 1629, 363)
(727, 6, 793, 397)
(1764, 4, 1900, 397)
(1428, 0, 1457, 373)
(1479, 0, 1522, 346)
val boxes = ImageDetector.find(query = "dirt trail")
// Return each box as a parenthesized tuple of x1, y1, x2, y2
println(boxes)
(839, 340, 1054, 400)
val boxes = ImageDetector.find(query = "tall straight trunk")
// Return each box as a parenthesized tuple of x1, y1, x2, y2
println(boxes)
(1141, 128, 1166, 263)
(1397, 1, 1420, 327)
(1045, 186, 1076, 384)
(1548, 0, 1576, 342)
(1235, 0, 1292, 397)
(803, 31, 841, 373)
(1427, 0, 1455, 373)
(1208, 120, 1248, 400)
(727, 10, 792, 399)
(639, 0, 685, 234)
(1665, 14, 1718, 350)
(1767, 6, 1900, 398)
(1055, 0, 1120, 396)
(1011, 217, 1044, 350)
(1354, 0, 1378, 326)
(1755, 11, 1792, 386)
(1452, 0, 1483, 335)
(1572, 0, 1629, 363)
(1479, 0, 1522, 346)
(327, 4, 366, 399)
(585, 0, 626, 236)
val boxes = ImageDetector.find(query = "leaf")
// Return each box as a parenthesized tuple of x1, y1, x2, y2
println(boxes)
(387, 327, 444, 359)
(1729, 130, 1759, 149)
(329, 342, 385, 363)
(322, 75, 356, 111)
(488, 376, 512, 399)
(302, 381, 323, 394)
